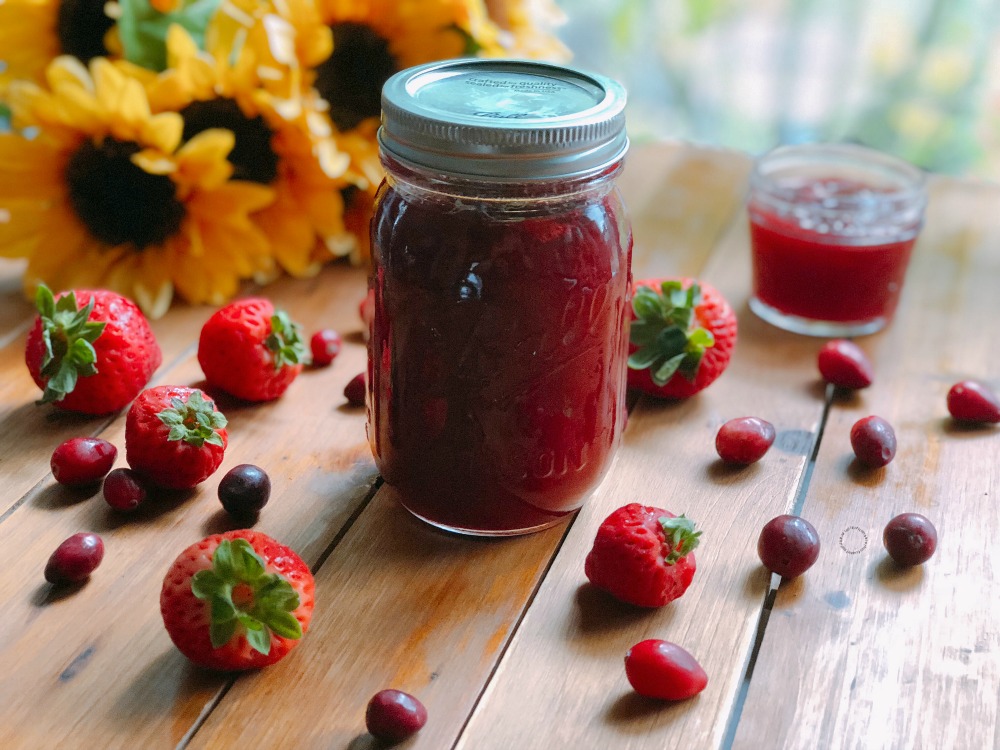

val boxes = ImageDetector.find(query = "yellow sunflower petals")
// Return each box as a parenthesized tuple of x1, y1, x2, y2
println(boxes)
(175, 129, 237, 188)
(0, 135, 65, 200)
(143, 112, 184, 153)
(0, 201, 48, 258)
(132, 149, 177, 176)
(165, 24, 202, 65)
(46, 56, 94, 94)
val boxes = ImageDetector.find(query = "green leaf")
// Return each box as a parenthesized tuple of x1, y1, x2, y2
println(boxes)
(230, 539, 266, 582)
(191, 569, 226, 599)
(265, 310, 309, 370)
(32, 285, 107, 404)
(209, 618, 238, 649)
(156, 389, 226, 446)
(245, 625, 272, 655)
(632, 291, 663, 321)
(627, 347, 663, 371)
(117, 0, 222, 71)
(628, 319, 661, 347)
(211, 595, 237, 623)
(689, 328, 715, 348)
(659, 515, 702, 564)
(652, 353, 686, 386)
(264, 611, 303, 641)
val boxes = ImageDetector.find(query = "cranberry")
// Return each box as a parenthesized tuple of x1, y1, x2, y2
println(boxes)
(309, 329, 342, 367)
(757, 514, 820, 579)
(344, 372, 365, 407)
(883, 513, 937, 566)
(817, 339, 874, 389)
(624, 639, 708, 701)
(715, 417, 776, 464)
(947, 380, 1000, 424)
(50, 437, 117, 487)
(365, 689, 427, 743)
(44, 532, 104, 584)
(103, 468, 148, 511)
(218, 464, 271, 516)
(850, 415, 896, 468)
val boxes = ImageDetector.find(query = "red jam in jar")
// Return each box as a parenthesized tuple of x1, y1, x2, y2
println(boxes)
(369, 60, 631, 536)
(748, 144, 927, 337)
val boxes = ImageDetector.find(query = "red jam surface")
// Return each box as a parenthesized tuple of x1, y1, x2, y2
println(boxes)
(750, 179, 917, 324)
(369, 182, 631, 533)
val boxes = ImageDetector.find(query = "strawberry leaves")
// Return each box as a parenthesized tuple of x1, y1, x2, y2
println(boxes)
(659, 515, 702, 564)
(265, 310, 309, 370)
(191, 539, 303, 654)
(34, 285, 107, 405)
(156, 389, 228, 447)
(629, 281, 715, 387)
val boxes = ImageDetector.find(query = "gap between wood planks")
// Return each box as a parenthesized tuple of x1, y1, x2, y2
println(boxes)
(719, 382, 836, 750)
(175, 475, 384, 750)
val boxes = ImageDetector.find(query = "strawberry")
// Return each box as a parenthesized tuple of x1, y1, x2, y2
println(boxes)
(198, 298, 308, 402)
(25, 285, 161, 414)
(125, 385, 228, 489)
(584, 503, 701, 608)
(160, 530, 314, 671)
(627, 278, 736, 399)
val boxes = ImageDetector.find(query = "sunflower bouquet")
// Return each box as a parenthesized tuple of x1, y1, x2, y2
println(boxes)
(0, 0, 568, 318)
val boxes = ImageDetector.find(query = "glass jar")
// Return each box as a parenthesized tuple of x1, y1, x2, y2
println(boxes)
(748, 143, 927, 337)
(368, 60, 632, 536)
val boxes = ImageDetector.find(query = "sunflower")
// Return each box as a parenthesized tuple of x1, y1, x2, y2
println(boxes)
(485, 0, 569, 61)
(0, 0, 116, 93)
(311, 0, 504, 131)
(0, 56, 274, 317)
(124, 25, 356, 276)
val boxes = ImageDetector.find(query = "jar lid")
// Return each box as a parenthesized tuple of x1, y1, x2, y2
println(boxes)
(379, 59, 628, 180)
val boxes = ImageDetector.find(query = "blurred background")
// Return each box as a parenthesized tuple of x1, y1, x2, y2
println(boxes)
(556, 0, 1000, 178)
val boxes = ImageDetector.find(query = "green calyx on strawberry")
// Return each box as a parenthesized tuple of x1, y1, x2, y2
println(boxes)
(661, 515, 702, 564)
(33, 284, 106, 404)
(629, 281, 715, 387)
(265, 310, 309, 370)
(156, 390, 228, 447)
(190, 538, 303, 655)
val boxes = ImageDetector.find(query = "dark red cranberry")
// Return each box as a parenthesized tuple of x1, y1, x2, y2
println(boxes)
(715, 417, 776, 464)
(757, 515, 820, 579)
(50, 437, 117, 487)
(45, 532, 104, 584)
(365, 689, 427, 743)
(817, 339, 874, 389)
(883, 513, 937, 566)
(103, 468, 148, 511)
(344, 372, 365, 407)
(850, 415, 896, 468)
(309, 329, 343, 367)
(947, 380, 1000, 424)
(218, 464, 271, 516)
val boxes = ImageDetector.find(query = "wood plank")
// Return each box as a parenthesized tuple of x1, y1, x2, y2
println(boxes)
(732, 176, 1000, 749)
(0, 266, 378, 749)
(0, 259, 32, 345)
(187, 144, 795, 748)
(0, 292, 220, 519)
(453, 181, 833, 746)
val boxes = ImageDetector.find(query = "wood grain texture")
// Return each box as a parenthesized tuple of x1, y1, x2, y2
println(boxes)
(454, 186, 832, 748)
(731, 176, 1000, 750)
(0, 267, 377, 749)
(186, 145, 806, 749)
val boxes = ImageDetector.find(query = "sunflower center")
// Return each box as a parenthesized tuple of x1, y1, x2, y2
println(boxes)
(56, 0, 115, 62)
(180, 98, 279, 185)
(315, 23, 398, 131)
(65, 138, 186, 249)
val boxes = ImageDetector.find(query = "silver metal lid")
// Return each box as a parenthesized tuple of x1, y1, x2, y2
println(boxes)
(379, 59, 628, 179)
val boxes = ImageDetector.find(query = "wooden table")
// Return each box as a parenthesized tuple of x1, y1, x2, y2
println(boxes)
(0, 142, 997, 750)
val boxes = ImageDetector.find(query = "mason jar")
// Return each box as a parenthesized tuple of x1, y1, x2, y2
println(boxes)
(368, 59, 632, 536)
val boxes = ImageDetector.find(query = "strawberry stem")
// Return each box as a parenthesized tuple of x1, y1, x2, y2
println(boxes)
(156, 389, 227, 447)
(34, 285, 106, 405)
(266, 310, 309, 370)
(191, 538, 303, 655)
(628, 281, 715, 386)
(659, 515, 702, 564)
